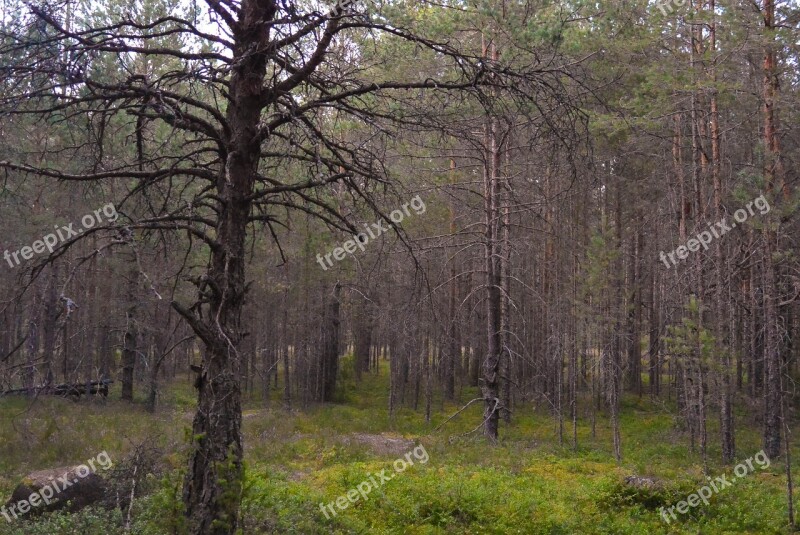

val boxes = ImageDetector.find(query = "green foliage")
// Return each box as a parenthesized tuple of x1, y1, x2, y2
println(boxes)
(129, 472, 188, 535)
(238, 466, 328, 534)
(664, 296, 717, 368)
(0, 507, 123, 535)
(334, 353, 357, 403)
(0, 370, 793, 534)
(210, 445, 245, 533)
(596, 477, 696, 512)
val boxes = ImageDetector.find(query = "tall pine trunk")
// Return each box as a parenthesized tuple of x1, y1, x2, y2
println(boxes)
(481, 42, 502, 441)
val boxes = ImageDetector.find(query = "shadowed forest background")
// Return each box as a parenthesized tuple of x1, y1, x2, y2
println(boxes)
(0, 0, 799, 532)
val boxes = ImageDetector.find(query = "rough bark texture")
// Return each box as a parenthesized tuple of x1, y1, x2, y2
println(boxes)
(178, 1, 278, 531)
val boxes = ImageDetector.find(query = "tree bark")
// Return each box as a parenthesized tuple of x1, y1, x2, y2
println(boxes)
(481, 45, 502, 441)
(121, 252, 138, 402)
(321, 283, 341, 402)
(178, 1, 279, 531)
(761, 0, 783, 460)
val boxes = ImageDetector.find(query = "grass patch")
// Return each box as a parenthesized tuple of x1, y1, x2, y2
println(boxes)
(0, 367, 794, 534)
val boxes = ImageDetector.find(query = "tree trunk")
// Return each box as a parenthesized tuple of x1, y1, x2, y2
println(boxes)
(648, 258, 661, 398)
(321, 283, 341, 402)
(41, 266, 59, 387)
(353, 300, 373, 380)
(626, 228, 642, 393)
(482, 46, 502, 441)
(121, 254, 138, 402)
(761, 0, 783, 460)
(178, 1, 278, 531)
(709, 3, 734, 462)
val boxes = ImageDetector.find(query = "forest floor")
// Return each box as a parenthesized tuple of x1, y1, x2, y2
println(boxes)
(0, 362, 793, 534)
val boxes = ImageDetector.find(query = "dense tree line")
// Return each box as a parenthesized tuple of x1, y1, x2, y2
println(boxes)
(0, 0, 798, 531)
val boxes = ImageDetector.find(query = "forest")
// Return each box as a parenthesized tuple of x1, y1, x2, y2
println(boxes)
(0, 0, 798, 532)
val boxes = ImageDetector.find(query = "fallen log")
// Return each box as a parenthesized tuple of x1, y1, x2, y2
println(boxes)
(0, 379, 113, 398)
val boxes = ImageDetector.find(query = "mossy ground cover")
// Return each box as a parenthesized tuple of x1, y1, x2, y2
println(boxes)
(0, 366, 793, 534)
